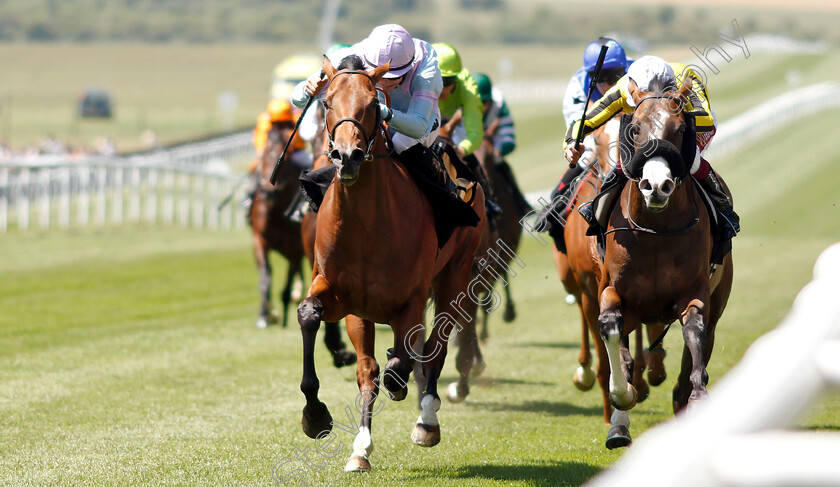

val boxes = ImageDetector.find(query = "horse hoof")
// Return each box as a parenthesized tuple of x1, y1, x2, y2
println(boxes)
(446, 382, 467, 403)
(610, 384, 637, 411)
(332, 350, 357, 368)
(301, 401, 333, 439)
(605, 424, 632, 450)
(269, 310, 280, 324)
(471, 359, 486, 378)
(635, 380, 650, 403)
(573, 366, 596, 391)
(411, 423, 441, 447)
(344, 455, 371, 473)
(255, 317, 270, 329)
(645, 348, 667, 386)
(565, 294, 577, 305)
(503, 304, 516, 322)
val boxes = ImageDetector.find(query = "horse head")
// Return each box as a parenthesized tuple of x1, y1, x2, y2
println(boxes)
(623, 78, 695, 211)
(260, 125, 296, 190)
(321, 55, 390, 186)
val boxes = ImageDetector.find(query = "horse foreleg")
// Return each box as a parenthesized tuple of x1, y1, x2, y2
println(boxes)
(674, 299, 709, 413)
(573, 300, 596, 391)
(501, 270, 516, 322)
(598, 286, 637, 410)
(343, 315, 379, 472)
(298, 274, 333, 439)
(280, 258, 300, 328)
(254, 238, 273, 329)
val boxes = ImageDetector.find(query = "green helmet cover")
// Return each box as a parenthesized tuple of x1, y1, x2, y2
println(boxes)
(433, 43, 463, 78)
(472, 72, 493, 102)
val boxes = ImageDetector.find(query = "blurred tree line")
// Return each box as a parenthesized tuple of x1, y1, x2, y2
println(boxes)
(0, 0, 835, 45)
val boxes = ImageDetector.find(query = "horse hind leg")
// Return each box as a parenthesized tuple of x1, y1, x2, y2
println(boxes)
(646, 324, 668, 386)
(573, 301, 596, 391)
(382, 299, 425, 403)
(324, 321, 357, 368)
(447, 296, 480, 403)
(673, 300, 710, 413)
(632, 326, 650, 403)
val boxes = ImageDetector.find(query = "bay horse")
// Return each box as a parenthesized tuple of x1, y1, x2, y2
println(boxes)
(559, 79, 733, 448)
(252, 125, 356, 366)
(296, 57, 486, 472)
(553, 116, 669, 430)
(251, 127, 306, 330)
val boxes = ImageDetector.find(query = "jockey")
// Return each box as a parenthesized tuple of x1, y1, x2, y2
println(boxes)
(564, 55, 740, 239)
(472, 72, 532, 215)
(243, 98, 309, 213)
(432, 42, 484, 161)
(292, 24, 442, 158)
(545, 38, 632, 229)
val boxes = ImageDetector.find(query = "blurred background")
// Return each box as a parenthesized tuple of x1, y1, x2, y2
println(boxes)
(1, 0, 838, 155)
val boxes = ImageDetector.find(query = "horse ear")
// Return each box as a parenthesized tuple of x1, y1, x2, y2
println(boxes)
(369, 61, 391, 84)
(322, 55, 337, 80)
(677, 76, 693, 102)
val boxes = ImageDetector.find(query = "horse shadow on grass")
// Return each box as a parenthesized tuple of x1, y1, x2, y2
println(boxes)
(402, 460, 602, 487)
(513, 341, 583, 350)
(465, 399, 603, 417)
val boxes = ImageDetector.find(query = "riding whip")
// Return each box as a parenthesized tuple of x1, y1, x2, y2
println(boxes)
(216, 172, 252, 211)
(572, 39, 610, 167)
(269, 71, 325, 186)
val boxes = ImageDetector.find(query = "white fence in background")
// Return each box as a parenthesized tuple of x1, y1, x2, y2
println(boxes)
(587, 243, 840, 487)
(705, 81, 840, 162)
(0, 131, 254, 233)
(0, 160, 249, 233)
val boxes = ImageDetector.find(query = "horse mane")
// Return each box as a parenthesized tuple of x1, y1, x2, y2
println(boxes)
(646, 77, 677, 96)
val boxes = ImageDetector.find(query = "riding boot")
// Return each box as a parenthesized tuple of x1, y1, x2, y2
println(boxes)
(242, 171, 259, 226)
(699, 170, 740, 239)
(496, 160, 533, 214)
(533, 164, 584, 233)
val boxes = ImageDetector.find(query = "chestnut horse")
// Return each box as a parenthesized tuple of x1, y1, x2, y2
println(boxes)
(296, 58, 486, 472)
(559, 79, 733, 448)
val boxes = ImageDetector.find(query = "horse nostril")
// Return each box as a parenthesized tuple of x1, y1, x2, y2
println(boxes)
(639, 179, 652, 192)
(661, 180, 675, 195)
(330, 149, 342, 163)
(350, 149, 366, 164)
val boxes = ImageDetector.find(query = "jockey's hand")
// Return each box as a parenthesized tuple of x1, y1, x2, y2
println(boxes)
(304, 72, 328, 98)
(454, 145, 467, 160)
(564, 143, 585, 168)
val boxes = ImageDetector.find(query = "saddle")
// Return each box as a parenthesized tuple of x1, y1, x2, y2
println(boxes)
(297, 141, 480, 248)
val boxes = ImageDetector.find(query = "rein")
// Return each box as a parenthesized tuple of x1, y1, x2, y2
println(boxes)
(325, 70, 394, 162)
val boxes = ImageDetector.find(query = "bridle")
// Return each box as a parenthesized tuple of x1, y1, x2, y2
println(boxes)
(324, 70, 393, 162)
(605, 92, 699, 236)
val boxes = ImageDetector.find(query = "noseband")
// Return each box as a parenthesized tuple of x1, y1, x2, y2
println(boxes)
(325, 70, 386, 163)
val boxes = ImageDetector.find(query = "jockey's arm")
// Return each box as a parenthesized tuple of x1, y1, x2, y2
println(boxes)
(564, 83, 628, 152)
(456, 73, 485, 156)
(387, 95, 438, 139)
(673, 63, 715, 132)
(494, 101, 517, 157)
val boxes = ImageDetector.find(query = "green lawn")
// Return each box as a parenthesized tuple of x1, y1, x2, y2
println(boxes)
(2, 99, 839, 485)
